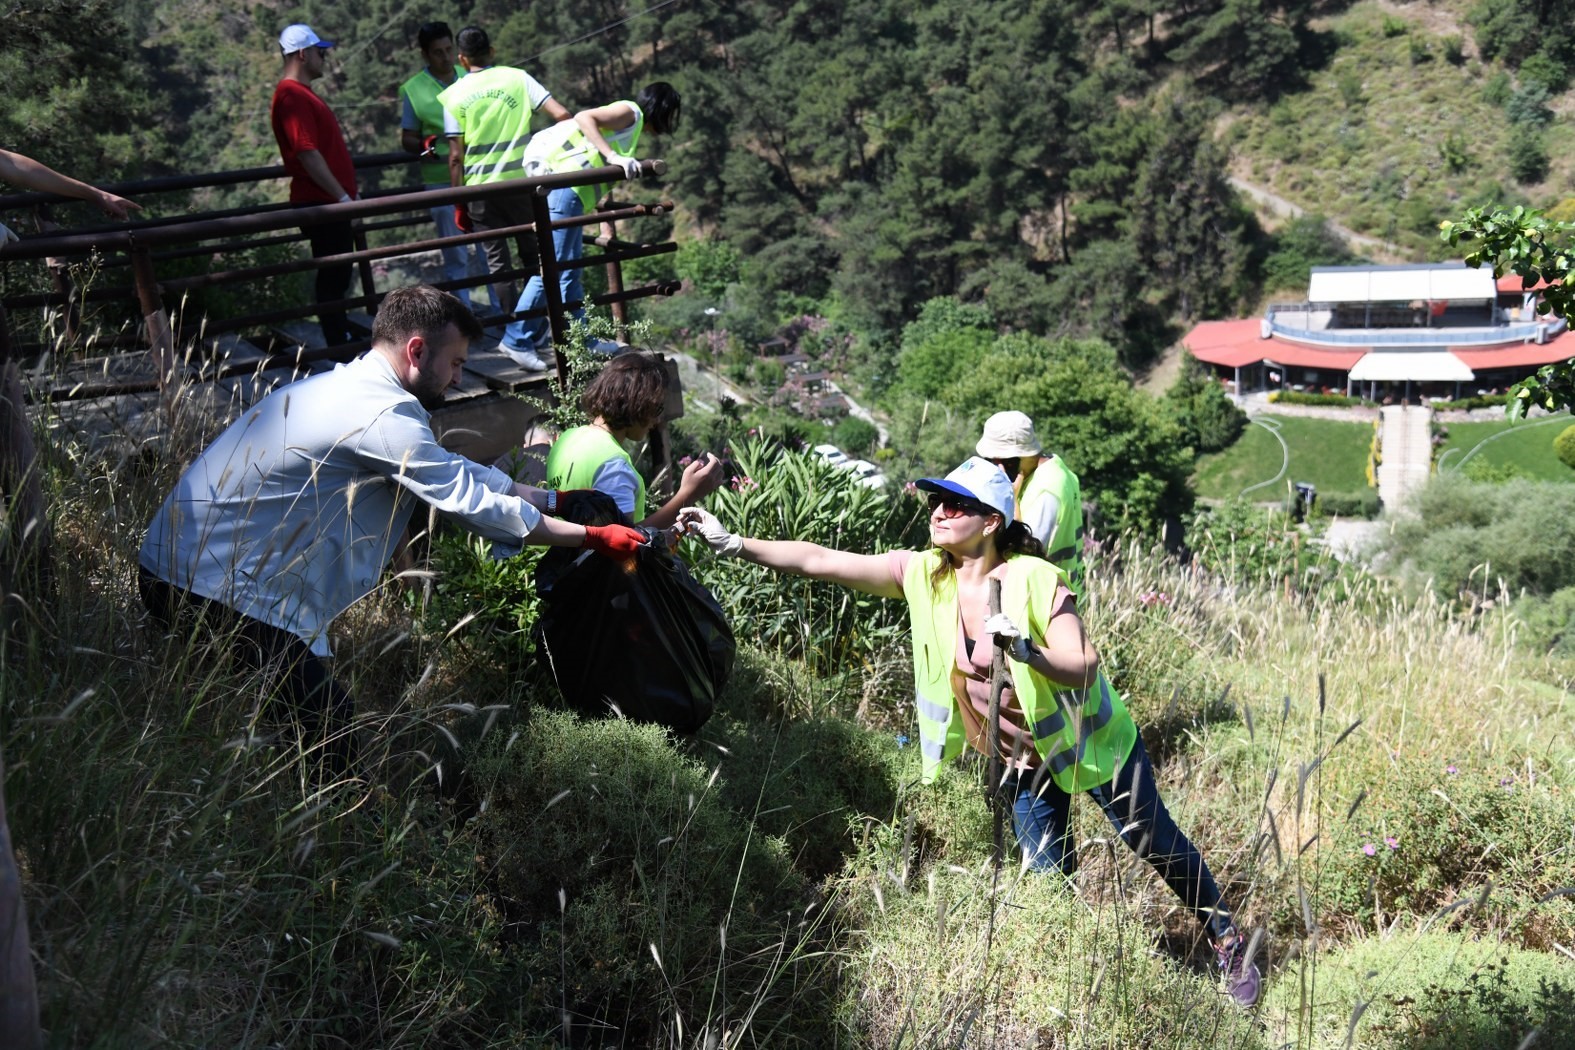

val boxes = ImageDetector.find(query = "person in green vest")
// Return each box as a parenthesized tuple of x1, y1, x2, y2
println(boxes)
(513, 83, 682, 355)
(545, 351, 724, 528)
(677, 457, 1261, 1007)
(439, 24, 570, 371)
(977, 410, 1085, 598)
(398, 20, 482, 310)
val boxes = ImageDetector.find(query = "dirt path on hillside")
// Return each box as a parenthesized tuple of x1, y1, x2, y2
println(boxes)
(1228, 176, 1407, 260)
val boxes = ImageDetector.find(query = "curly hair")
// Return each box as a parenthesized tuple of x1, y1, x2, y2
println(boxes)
(580, 351, 669, 430)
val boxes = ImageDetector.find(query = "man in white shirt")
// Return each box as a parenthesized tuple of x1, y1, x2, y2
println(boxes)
(139, 285, 647, 773)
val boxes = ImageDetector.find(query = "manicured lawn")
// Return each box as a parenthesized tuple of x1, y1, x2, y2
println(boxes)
(1435, 412, 1575, 482)
(1193, 415, 1375, 499)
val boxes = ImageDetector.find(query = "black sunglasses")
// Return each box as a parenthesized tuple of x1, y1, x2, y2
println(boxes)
(926, 493, 991, 517)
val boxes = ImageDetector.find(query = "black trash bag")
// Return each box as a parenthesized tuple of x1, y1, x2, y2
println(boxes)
(533, 495, 733, 734)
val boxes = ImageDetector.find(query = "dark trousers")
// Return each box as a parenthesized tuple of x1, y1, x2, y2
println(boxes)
(139, 570, 355, 776)
(470, 193, 539, 324)
(1004, 735, 1234, 941)
(303, 219, 355, 346)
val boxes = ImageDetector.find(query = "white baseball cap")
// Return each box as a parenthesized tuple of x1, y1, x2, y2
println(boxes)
(976, 410, 1042, 459)
(915, 457, 1015, 525)
(280, 24, 334, 54)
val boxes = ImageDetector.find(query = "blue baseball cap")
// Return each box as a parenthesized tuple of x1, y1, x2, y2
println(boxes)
(915, 456, 1015, 525)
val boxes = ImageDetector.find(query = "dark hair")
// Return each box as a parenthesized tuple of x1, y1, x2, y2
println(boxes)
(417, 21, 452, 51)
(635, 82, 681, 135)
(455, 25, 491, 59)
(927, 520, 1045, 591)
(581, 352, 669, 430)
(372, 285, 482, 347)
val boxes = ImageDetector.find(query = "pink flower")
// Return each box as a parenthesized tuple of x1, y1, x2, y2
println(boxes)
(1384, 837, 1399, 850)
(1446, 764, 1459, 775)
(748, 427, 759, 436)
(903, 481, 918, 495)
(1362, 843, 1377, 856)
(679, 455, 694, 467)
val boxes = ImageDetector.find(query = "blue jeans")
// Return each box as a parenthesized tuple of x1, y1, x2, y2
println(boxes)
(509, 185, 586, 351)
(1004, 735, 1233, 940)
(427, 183, 482, 308)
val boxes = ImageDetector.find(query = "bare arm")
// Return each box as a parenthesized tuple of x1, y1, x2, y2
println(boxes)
(540, 96, 572, 124)
(573, 101, 639, 162)
(1027, 587, 1099, 687)
(296, 148, 352, 201)
(401, 128, 424, 154)
(735, 538, 903, 599)
(0, 149, 140, 219)
(447, 136, 465, 188)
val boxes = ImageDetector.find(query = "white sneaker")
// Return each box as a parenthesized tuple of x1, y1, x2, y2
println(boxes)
(502, 345, 549, 371)
(587, 337, 624, 356)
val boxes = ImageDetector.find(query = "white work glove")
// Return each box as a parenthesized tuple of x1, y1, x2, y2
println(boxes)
(0, 221, 18, 246)
(984, 613, 1035, 663)
(611, 155, 640, 178)
(676, 506, 743, 557)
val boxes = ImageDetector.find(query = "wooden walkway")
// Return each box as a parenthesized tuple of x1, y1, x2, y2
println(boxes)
(27, 313, 555, 469)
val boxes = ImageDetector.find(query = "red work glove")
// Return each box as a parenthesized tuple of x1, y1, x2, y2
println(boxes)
(582, 524, 647, 558)
(420, 133, 439, 157)
(454, 204, 472, 233)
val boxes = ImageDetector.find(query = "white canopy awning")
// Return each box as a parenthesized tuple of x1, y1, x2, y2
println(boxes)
(1308, 265, 1496, 304)
(1348, 351, 1475, 382)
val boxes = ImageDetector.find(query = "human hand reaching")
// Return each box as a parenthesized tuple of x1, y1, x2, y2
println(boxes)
(676, 507, 743, 557)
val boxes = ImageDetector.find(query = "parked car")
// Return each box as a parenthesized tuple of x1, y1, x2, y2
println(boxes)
(845, 459, 887, 489)
(812, 444, 849, 468)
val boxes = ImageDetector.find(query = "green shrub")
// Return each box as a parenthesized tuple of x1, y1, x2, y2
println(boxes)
(831, 414, 880, 457)
(1481, 70, 1513, 106)
(1269, 390, 1369, 407)
(1165, 352, 1247, 454)
(1381, 14, 1409, 37)
(1442, 34, 1466, 65)
(1311, 489, 1381, 519)
(1509, 126, 1549, 182)
(1518, 51, 1568, 93)
(470, 709, 838, 1043)
(1433, 393, 1509, 410)
(1408, 35, 1431, 64)
(1312, 755, 1575, 945)
(1513, 585, 1575, 656)
(1555, 423, 1575, 470)
(1507, 81, 1553, 126)
(1299, 933, 1575, 1049)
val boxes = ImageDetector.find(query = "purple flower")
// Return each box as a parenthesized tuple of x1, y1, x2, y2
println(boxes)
(1499, 777, 1516, 791)
(679, 455, 694, 467)
(1362, 843, 1377, 857)
(1385, 837, 1399, 850)
(1446, 764, 1459, 775)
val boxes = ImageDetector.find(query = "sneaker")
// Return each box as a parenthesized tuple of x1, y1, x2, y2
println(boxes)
(501, 345, 549, 371)
(1215, 931, 1262, 1007)
(587, 337, 624, 356)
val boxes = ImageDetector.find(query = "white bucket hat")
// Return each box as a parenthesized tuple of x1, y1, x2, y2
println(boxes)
(976, 410, 1042, 460)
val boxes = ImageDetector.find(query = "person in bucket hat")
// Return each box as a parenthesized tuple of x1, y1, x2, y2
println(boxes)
(976, 410, 1086, 598)
(677, 457, 1261, 1007)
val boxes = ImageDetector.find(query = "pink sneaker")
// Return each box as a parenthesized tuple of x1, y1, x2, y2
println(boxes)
(1214, 931, 1262, 1007)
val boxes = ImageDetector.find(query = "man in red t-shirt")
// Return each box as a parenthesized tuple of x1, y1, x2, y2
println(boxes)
(271, 23, 359, 347)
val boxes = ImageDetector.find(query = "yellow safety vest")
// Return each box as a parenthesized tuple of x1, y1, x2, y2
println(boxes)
(526, 102, 645, 213)
(1021, 454, 1085, 598)
(544, 425, 646, 520)
(901, 550, 1135, 794)
(438, 66, 543, 185)
(399, 67, 462, 185)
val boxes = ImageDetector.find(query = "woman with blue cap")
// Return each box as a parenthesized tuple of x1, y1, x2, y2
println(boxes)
(677, 457, 1260, 1007)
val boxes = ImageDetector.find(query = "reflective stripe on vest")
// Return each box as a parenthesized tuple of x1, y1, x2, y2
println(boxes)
(400, 67, 462, 185)
(543, 424, 646, 519)
(437, 67, 537, 184)
(901, 550, 1135, 793)
(1021, 454, 1085, 598)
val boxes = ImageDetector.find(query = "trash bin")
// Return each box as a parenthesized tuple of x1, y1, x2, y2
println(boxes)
(1293, 482, 1317, 523)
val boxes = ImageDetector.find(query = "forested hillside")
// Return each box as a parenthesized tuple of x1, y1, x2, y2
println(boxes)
(9, 0, 1574, 370)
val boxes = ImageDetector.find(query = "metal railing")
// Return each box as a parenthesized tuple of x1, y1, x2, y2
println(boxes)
(0, 152, 681, 396)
